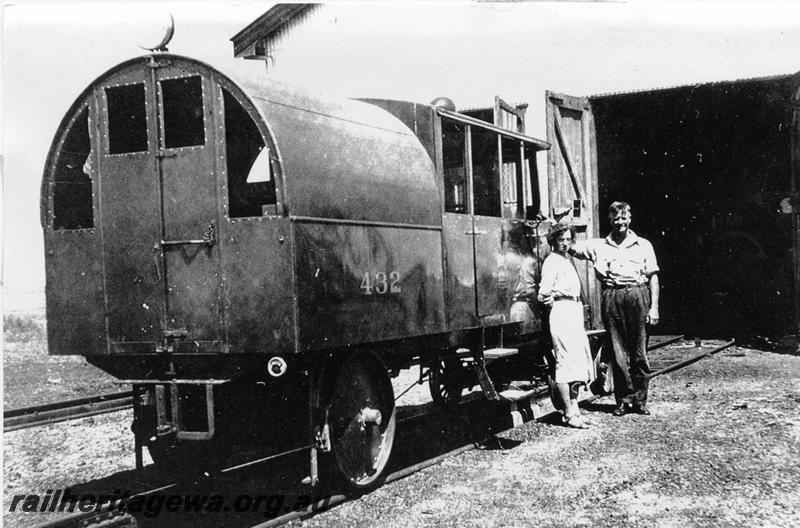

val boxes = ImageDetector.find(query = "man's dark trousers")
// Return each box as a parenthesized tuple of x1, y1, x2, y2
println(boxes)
(601, 284, 651, 407)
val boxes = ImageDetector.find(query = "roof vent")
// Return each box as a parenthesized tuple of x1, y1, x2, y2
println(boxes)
(430, 97, 456, 112)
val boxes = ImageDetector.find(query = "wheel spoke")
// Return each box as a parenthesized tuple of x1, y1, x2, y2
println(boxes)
(429, 356, 465, 406)
(328, 354, 396, 487)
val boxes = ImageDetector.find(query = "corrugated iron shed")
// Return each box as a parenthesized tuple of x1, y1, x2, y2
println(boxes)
(590, 72, 793, 99)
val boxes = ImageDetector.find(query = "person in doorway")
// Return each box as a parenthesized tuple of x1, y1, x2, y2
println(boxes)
(509, 254, 538, 323)
(567, 201, 660, 416)
(538, 221, 595, 428)
(508, 220, 539, 323)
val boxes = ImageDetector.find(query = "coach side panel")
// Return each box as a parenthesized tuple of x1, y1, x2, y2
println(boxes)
(221, 217, 296, 355)
(293, 220, 445, 352)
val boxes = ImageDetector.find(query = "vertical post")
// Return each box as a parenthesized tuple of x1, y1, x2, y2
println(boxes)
(132, 385, 144, 475)
(155, 384, 168, 431)
(465, 124, 474, 216)
(147, 56, 171, 335)
(170, 384, 181, 433)
(309, 446, 319, 487)
(204, 385, 215, 439)
(308, 366, 319, 486)
(545, 92, 557, 218)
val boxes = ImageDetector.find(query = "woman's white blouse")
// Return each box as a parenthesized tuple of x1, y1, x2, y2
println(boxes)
(539, 253, 582, 299)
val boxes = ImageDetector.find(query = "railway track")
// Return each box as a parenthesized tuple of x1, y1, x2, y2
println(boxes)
(26, 337, 734, 528)
(4, 335, 686, 434)
(3, 391, 133, 432)
(258, 337, 734, 528)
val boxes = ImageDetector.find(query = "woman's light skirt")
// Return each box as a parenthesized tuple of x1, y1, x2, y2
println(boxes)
(549, 300, 596, 384)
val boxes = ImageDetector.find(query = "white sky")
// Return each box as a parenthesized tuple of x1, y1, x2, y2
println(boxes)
(4, 0, 800, 310)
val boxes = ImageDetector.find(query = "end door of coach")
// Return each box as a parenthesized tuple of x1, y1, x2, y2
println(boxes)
(96, 60, 223, 353)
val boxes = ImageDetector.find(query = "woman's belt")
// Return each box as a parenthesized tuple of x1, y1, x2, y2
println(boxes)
(553, 295, 580, 302)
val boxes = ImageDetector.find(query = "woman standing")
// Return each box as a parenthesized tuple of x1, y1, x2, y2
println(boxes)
(538, 222, 595, 428)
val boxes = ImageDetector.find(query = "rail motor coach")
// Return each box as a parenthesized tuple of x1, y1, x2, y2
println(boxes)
(41, 52, 599, 487)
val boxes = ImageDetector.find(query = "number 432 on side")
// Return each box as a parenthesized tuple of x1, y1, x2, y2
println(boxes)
(361, 271, 401, 295)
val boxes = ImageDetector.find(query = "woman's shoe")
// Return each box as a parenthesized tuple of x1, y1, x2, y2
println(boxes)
(563, 415, 589, 429)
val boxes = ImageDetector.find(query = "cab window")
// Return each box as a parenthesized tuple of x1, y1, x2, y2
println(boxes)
(105, 83, 148, 154)
(442, 119, 468, 213)
(223, 88, 276, 217)
(471, 127, 501, 217)
(500, 137, 520, 218)
(441, 115, 539, 220)
(501, 138, 540, 219)
(52, 106, 94, 230)
(160, 76, 205, 149)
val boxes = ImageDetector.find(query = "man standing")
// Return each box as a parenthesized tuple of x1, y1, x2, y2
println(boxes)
(568, 202, 660, 416)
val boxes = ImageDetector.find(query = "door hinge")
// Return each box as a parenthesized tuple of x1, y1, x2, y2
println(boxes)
(147, 57, 171, 69)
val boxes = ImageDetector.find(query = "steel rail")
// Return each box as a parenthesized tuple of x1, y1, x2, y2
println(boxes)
(649, 339, 735, 378)
(29, 482, 177, 528)
(648, 334, 685, 351)
(254, 442, 481, 528)
(24, 337, 725, 528)
(4, 391, 133, 432)
(26, 402, 487, 528)
(4, 336, 683, 433)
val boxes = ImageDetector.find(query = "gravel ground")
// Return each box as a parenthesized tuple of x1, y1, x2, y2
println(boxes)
(297, 347, 799, 528)
(4, 346, 799, 528)
(2, 369, 435, 528)
(3, 324, 118, 409)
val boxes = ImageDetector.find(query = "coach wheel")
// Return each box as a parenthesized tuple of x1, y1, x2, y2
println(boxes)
(327, 353, 396, 488)
(429, 355, 465, 407)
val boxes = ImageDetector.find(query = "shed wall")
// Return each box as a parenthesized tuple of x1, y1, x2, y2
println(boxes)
(590, 77, 795, 338)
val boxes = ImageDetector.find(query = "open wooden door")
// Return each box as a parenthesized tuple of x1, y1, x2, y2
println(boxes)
(545, 91, 600, 329)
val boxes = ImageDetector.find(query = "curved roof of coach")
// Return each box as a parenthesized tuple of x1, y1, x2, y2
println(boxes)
(239, 77, 441, 227)
(42, 54, 441, 228)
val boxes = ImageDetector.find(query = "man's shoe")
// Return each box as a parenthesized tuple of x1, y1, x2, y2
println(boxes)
(612, 404, 628, 416)
(632, 405, 651, 415)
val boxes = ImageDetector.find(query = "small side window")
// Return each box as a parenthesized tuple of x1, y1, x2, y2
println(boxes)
(223, 89, 276, 217)
(53, 107, 94, 230)
(471, 127, 501, 217)
(161, 76, 205, 149)
(106, 84, 148, 154)
(524, 145, 541, 218)
(500, 137, 524, 219)
(442, 118, 468, 214)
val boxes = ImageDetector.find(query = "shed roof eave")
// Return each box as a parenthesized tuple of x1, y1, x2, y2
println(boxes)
(588, 72, 797, 100)
(231, 3, 318, 58)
